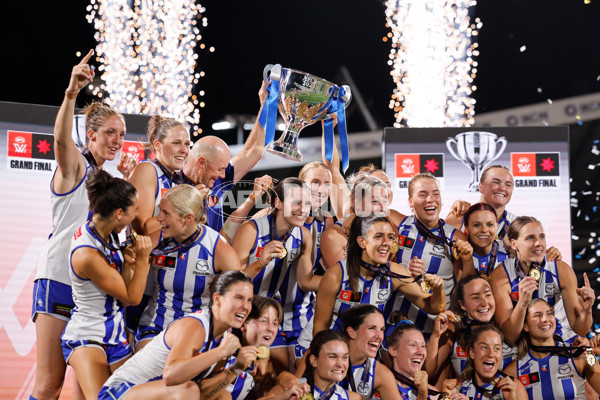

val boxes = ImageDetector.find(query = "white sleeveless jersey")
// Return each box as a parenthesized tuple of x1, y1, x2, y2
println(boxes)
(496, 209, 517, 253)
(36, 155, 91, 285)
(227, 370, 256, 400)
(501, 258, 576, 342)
(340, 357, 377, 399)
(62, 222, 127, 345)
(388, 215, 457, 334)
(104, 309, 222, 387)
(516, 348, 586, 399)
(249, 214, 310, 332)
(315, 384, 350, 400)
(138, 226, 221, 332)
(146, 160, 178, 216)
(460, 378, 503, 399)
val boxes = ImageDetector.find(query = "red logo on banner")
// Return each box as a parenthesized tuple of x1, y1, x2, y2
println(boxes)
(395, 154, 420, 178)
(8, 131, 32, 157)
(123, 141, 145, 163)
(512, 153, 536, 176)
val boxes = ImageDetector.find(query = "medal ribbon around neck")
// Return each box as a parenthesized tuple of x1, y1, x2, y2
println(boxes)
(480, 240, 499, 277)
(471, 370, 508, 395)
(391, 369, 449, 398)
(414, 218, 455, 262)
(529, 341, 596, 365)
(270, 212, 294, 257)
(309, 377, 337, 400)
(82, 148, 99, 170)
(153, 159, 190, 185)
(344, 358, 370, 394)
(87, 220, 137, 252)
(359, 260, 422, 283)
(497, 211, 509, 240)
(151, 227, 202, 256)
(515, 258, 543, 282)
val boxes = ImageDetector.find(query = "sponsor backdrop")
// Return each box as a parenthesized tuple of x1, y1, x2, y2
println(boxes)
(383, 127, 571, 263)
(0, 102, 147, 399)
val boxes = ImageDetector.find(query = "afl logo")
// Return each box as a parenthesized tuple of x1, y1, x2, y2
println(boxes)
(401, 158, 415, 174)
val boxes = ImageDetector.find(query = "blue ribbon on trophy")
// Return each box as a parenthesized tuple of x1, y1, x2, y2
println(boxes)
(259, 64, 352, 172)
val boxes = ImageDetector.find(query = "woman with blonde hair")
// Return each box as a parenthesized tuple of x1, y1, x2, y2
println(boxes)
(133, 184, 241, 351)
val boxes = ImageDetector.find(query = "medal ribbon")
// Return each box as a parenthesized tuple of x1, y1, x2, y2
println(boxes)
(82, 148, 99, 170)
(481, 240, 499, 276)
(359, 260, 422, 283)
(471, 371, 507, 395)
(87, 220, 134, 252)
(151, 227, 202, 256)
(344, 358, 370, 393)
(269, 212, 293, 245)
(497, 211, 509, 240)
(259, 66, 282, 145)
(310, 378, 337, 400)
(414, 218, 455, 262)
(515, 258, 543, 280)
(154, 159, 190, 185)
(391, 369, 448, 398)
(529, 342, 590, 358)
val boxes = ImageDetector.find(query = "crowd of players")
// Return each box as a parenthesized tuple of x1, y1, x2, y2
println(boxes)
(29, 51, 600, 400)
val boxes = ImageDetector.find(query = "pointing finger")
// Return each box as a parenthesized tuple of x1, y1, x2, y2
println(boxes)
(80, 49, 94, 65)
(584, 272, 591, 288)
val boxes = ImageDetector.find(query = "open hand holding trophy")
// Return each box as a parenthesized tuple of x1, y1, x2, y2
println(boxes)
(260, 64, 352, 170)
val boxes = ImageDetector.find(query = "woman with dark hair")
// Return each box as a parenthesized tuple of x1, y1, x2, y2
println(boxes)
(302, 330, 362, 400)
(197, 295, 282, 400)
(232, 177, 319, 370)
(133, 184, 241, 351)
(460, 203, 508, 276)
(312, 215, 444, 336)
(503, 298, 600, 399)
(31, 50, 135, 400)
(61, 169, 153, 399)
(425, 275, 517, 385)
(389, 173, 473, 337)
(490, 216, 594, 345)
(337, 305, 403, 400)
(99, 271, 254, 400)
(444, 325, 526, 399)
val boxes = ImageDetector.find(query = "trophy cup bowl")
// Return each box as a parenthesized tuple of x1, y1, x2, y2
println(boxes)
(446, 131, 507, 191)
(265, 66, 350, 162)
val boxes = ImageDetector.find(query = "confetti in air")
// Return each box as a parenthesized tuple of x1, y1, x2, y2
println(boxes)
(86, 0, 208, 134)
(384, 0, 479, 128)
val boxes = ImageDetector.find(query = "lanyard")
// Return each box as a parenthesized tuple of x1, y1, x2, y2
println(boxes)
(414, 218, 454, 262)
(82, 148, 99, 170)
(154, 159, 190, 185)
(151, 227, 202, 256)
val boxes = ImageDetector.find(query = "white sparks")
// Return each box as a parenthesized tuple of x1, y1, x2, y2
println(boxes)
(87, 0, 207, 134)
(384, 0, 478, 127)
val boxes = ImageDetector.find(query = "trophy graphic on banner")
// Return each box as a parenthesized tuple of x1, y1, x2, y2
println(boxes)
(446, 131, 507, 191)
(260, 64, 352, 169)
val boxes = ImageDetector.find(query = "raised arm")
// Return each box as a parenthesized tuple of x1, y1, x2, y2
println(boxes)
(127, 162, 158, 235)
(321, 117, 347, 219)
(53, 50, 96, 194)
(424, 311, 455, 379)
(231, 81, 268, 182)
(558, 265, 594, 337)
(391, 263, 446, 315)
(294, 227, 320, 291)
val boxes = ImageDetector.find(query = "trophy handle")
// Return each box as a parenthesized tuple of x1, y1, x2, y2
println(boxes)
(263, 64, 282, 82)
(490, 136, 507, 163)
(340, 85, 352, 106)
(446, 137, 461, 161)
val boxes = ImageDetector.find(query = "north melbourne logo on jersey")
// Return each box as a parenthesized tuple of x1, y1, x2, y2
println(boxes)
(394, 153, 444, 191)
(511, 152, 561, 189)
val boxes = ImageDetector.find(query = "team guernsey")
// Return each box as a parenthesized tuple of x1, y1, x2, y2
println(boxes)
(147, 160, 179, 216)
(228, 370, 256, 400)
(36, 155, 92, 288)
(303, 214, 328, 275)
(501, 258, 577, 342)
(340, 357, 377, 399)
(136, 226, 221, 341)
(314, 384, 351, 400)
(249, 214, 310, 336)
(397, 383, 425, 400)
(100, 309, 225, 399)
(473, 239, 509, 276)
(61, 222, 127, 349)
(460, 377, 503, 399)
(516, 347, 586, 399)
(388, 216, 457, 334)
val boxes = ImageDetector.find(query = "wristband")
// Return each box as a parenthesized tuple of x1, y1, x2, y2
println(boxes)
(257, 258, 266, 269)
(65, 90, 78, 99)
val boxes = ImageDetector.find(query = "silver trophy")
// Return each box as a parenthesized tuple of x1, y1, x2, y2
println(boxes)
(446, 131, 507, 191)
(264, 64, 351, 161)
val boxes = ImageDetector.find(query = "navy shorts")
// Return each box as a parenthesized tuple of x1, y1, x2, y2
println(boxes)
(62, 339, 132, 365)
(124, 294, 151, 333)
(31, 279, 74, 322)
(133, 325, 162, 347)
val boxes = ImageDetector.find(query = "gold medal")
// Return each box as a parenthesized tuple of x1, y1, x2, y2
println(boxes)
(129, 230, 137, 244)
(586, 349, 597, 367)
(490, 375, 501, 387)
(528, 267, 541, 282)
(278, 248, 287, 259)
(256, 345, 270, 359)
(421, 280, 431, 293)
(449, 315, 462, 323)
(439, 395, 451, 400)
(391, 241, 400, 254)
(301, 394, 314, 400)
